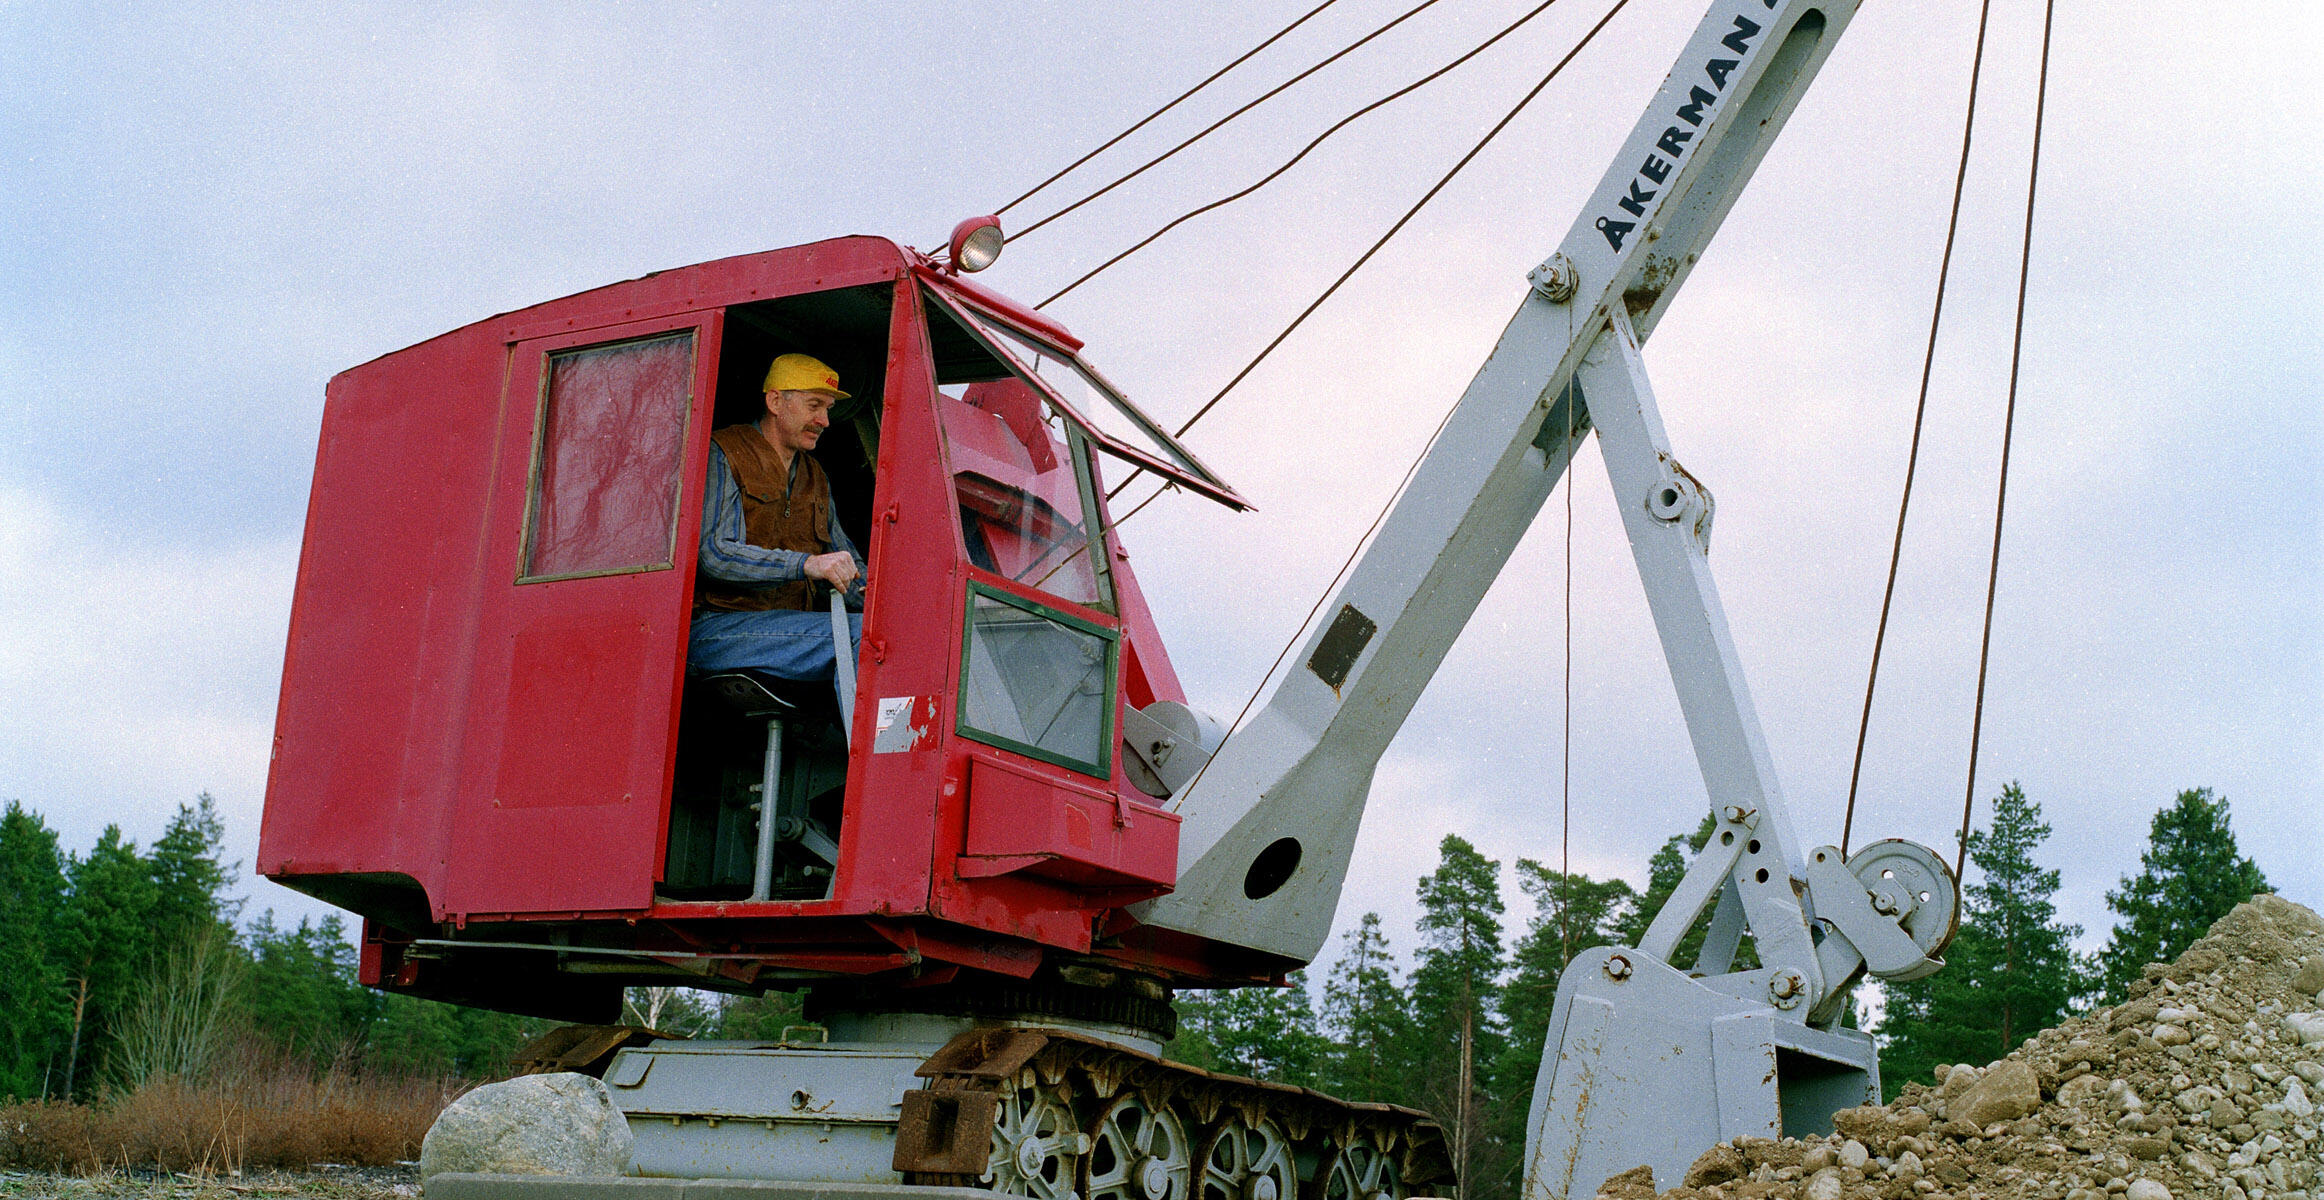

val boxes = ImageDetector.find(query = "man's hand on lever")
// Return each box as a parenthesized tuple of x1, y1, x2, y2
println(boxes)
(804, 551, 861, 596)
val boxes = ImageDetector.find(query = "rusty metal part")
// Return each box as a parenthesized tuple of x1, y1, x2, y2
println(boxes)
(507, 1023, 667, 1078)
(894, 1028, 1455, 1200)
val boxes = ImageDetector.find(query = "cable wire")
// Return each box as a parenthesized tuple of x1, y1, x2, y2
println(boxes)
(1107, 0, 1635, 508)
(1165, 365, 1470, 812)
(1560, 383, 1577, 965)
(1959, 0, 2058, 881)
(1839, 0, 1999, 858)
(1008, 0, 1454, 246)
(993, 0, 1347, 220)
(1039, 0, 1569, 310)
(1162, 0, 1635, 808)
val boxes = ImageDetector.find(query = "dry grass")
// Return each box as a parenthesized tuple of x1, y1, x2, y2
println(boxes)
(0, 1039, 470, 1176)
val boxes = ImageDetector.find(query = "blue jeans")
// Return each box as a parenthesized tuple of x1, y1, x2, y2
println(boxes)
(689, 608, 863, 683)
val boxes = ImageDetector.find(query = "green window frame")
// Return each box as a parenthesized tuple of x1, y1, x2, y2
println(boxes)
(955, 580, 1120, 779)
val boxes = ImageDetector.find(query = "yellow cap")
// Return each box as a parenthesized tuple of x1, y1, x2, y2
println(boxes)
(764, 353, 850, 400)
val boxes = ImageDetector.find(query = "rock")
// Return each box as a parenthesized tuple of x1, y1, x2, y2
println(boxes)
(2282, 1077, 2314, 1117)
(418, 1072, 634, 1180)
(1941, 1064, 1981, 1099)
(1830, 1105, 1887, 1144)
(2293, 955, 2324, 996)
(2125, 1180, 2171, 1200)
(2285, 1012, 2324, 1046)
(1957, 1059, 2042, 1126)
(1683, 1143, 1746, 1188)
(2124, 1136, 2170, 1160)
(1837, 1139, 1868, 1171)
(1801, 1144, 1835, 1172)
(1593, 1164, 1657, 1199)
(2295, 1060, 2324, 1086)
(1803, 1167, 1844, 1200)
(1893, 1150, 1923, 1179)
(2059, 1075, 2109, 1107)
(2152, 1024, 2192, 1047)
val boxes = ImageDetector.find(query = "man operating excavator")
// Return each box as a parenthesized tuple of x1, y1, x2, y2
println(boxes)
(688, 352, 867, 685)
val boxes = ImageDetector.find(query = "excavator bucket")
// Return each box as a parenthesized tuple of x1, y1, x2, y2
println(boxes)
(1523, 947, 1880, 1197)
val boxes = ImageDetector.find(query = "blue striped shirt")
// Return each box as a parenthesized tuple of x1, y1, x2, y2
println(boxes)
(699, 441, 865, 590)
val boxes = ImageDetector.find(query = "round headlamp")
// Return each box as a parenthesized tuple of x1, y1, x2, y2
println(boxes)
(948, 215, 1005, 273)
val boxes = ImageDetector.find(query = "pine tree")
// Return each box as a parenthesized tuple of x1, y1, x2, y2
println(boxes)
(1318, 913, 1411, 1105)
(0, 802, 71, 1098)
(1409, 835, 1508, 1199)
(1169, 972, 1324, 1087)
(1877, 783, 2085, 1095)
(57, 826, 158, 1098)
(2095, 788, 2269, 1002)
(148, 793, 239, 942)
(1495, 863, 1634, 1108)
(1612, 813, 1756, 972)
(244, 911, 371, 1067)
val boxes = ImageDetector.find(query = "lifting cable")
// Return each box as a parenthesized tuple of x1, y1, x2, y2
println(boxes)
(1038, 0, 1573, 310)
(1838, 0, 1999, 857)
(1838, 0, 2057, 880)
(1107, 0, 1637, 511)
(992, 0, 1347, 221)
(1958, 0, 2057, 882)
(1163, 0, 1636, 803)
(1560, 366, 1577, 964)
(1006, 0, 1454, 247)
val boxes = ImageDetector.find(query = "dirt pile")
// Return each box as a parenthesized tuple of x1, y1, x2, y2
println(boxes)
(1600, 894, 2324, 1200)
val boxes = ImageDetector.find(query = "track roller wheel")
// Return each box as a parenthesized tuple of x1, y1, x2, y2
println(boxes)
(1320, 1131, 1401, 1200)
(1198, 1114, 1297, 1200)
(989, 1067, 1089, 1200)
(1085, 1091, 1193, 1200)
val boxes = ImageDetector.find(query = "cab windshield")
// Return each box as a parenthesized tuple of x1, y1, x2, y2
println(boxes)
(925, 289, 1246, 511)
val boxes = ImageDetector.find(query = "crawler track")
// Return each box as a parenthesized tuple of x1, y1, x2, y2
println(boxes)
(893, 1028, 1457, 1200)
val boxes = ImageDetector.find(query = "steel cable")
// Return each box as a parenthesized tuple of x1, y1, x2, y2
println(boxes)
(1007, 0, 1454, 246)
(1105, 0, 1635, 508)
(1959, 0, 2057, 881)
(1037, 0, 1570, 310)
(1161, 0, 1635, 805)
(1839, 0, 2000, 858)
(993, 0, 1347, 220)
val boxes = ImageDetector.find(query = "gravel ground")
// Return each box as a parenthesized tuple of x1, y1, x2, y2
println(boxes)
(0, 1165, 418, 1199)
(1603, 893, 2324, 1200)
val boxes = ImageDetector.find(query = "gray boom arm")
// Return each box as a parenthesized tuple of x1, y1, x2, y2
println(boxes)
(1136, 0, 1866, 966)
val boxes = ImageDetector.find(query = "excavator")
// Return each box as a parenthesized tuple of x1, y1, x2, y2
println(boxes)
(257, 0, 1961, 1194)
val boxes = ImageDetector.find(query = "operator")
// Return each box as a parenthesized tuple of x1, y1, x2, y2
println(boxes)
(688, 353, 867, 685)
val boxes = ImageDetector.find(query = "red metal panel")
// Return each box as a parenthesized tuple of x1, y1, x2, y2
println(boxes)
(959, 753, 1178, 891)
(260, 328, 509, 902)
(439, 311, 720, 917)
(809, 279, 953, 920)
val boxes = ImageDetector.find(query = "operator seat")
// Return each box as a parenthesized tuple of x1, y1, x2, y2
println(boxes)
(697, 670, 844, 901)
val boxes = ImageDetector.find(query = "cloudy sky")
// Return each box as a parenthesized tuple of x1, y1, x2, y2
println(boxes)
(2, 1, 2315, 988)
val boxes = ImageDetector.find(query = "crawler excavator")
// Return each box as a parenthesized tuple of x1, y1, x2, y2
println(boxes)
(258, 0, 1959, 1194)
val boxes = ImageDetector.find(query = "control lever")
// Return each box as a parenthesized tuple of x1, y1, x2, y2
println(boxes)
(830, 591, 856, 742)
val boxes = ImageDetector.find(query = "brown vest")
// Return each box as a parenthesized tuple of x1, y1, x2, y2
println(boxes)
(697, 424, 832, 613)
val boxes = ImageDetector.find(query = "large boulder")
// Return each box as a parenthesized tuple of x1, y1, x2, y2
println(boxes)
(420, 1072, 634, 1180)
(1954, 1059, 2040, 1128)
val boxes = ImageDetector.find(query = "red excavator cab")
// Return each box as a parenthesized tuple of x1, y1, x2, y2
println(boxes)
(258, 237, 1257, 1020)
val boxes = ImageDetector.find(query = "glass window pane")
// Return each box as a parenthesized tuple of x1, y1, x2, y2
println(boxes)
(526, 331, 695, 579)
(938, 378, 1108, 609)
(960, 588, 1115, 777)
(927, 290, 1243, 507)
